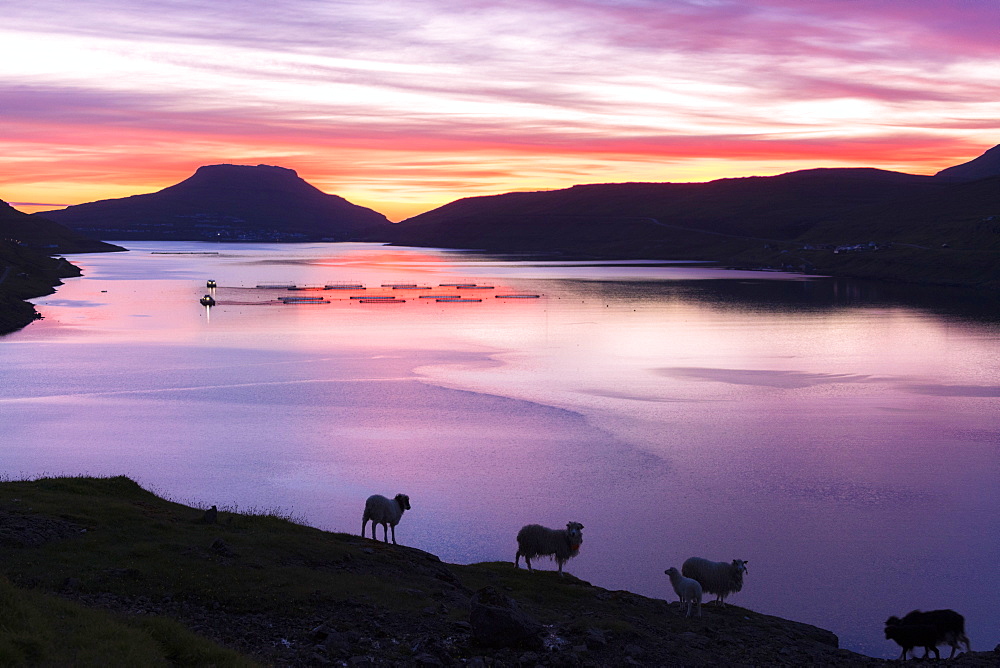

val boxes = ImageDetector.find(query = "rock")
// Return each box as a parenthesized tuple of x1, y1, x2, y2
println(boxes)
(413, 652, 444, 666)
(677, 632, 710, 650)
(210, 538, 237, 558)
(322, 631, 352, 655)
(469, 586, 544, 649)
(200, 505, 218, 524)
(624, 643, 644, 657)
(584, 627, 608, 649)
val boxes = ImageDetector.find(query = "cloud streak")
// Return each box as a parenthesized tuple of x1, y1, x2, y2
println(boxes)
(2, 0, 998, 219)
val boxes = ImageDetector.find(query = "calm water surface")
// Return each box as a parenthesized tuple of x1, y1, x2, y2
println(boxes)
(2, 242, 998, 657)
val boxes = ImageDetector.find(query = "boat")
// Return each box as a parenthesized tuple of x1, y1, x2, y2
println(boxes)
(200, 295, 216, 306)
(495, 294, 541, 298)
(436, 298, 482, 303)
(418, 294, 461, 299)
(359, 298, 405, 304)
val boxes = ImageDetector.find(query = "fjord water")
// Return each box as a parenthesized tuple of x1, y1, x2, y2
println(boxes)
(3, 242, 998, 657)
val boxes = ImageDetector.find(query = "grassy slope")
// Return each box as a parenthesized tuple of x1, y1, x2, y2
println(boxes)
(0, 579, 255, 666)
(4, 476, 997, 666)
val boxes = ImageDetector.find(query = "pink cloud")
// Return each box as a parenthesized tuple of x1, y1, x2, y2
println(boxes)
(2, 0, 998, 216)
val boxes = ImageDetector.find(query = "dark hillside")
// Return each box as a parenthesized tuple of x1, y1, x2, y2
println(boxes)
(0, 199, 122, 335)
(935, 144, 1000, 182)
(0, 200, 124, 254)
(9, 476, 999, 666)
(0, 239, 80, 335)
(38, 164, 393, 242)
(390, 150, 1000, 288)
(391, 169, 943, 256)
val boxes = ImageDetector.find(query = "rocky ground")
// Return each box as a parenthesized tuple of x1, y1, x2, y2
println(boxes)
(1, 478, 997, 667)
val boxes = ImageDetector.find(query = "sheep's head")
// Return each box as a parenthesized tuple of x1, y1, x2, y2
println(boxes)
(395, 494, 411, 510)
(566, 521, 584, 545)
(664, 567, 680, 577)
(732, 559, 748, 574)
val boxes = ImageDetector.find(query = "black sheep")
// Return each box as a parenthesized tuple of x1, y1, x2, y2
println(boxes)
(884, 609, 970, 660)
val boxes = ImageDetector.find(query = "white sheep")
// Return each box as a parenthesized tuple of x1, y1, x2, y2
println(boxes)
(664, 567, 703, 617)
(361, 493, 411, 544)
(514, 522, 583, 577)
(681, 557, 748, 607)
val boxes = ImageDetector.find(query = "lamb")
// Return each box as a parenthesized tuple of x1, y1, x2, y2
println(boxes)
(885, 609, 970, 660)
(681, 557, 748, 607)
(361, 493, 411, 544)
(664, 567, 702, 617)
(514, 522, 583, 576)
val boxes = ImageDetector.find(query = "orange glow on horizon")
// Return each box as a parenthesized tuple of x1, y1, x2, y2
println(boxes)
(2, 1, 998, 220)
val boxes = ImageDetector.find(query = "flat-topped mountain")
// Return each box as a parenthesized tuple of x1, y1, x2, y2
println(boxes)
(38, 164, 393, 242)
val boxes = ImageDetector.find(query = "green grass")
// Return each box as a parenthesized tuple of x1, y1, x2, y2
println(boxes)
(0, 475, 877, 666)
(0, 577, 257, 667)
(0, 475, 443, 614)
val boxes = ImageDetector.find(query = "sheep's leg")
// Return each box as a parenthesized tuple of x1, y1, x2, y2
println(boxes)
(525, 556, 532, 572)
(515, 551, 521, 568)
(381, 523, 390, 543)
(361, 519, 368, 539)
(390, 524, 397, 545)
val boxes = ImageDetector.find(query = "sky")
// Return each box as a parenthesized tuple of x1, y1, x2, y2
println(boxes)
(2, 0, 999, 221)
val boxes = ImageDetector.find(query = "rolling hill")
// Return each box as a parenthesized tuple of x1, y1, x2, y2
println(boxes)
(389, 147, 1000, 288)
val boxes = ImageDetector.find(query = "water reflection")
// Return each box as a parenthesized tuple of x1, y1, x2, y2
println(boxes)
(3, 242, 998, 658)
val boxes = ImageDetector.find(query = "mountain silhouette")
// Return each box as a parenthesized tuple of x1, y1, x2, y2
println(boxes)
(390, 148, 1000, 256)
(38, 164, 392, 242)
(386, 145, 1000, 288)
(0, 200, 123, 254)
(935, 144, 1000, 182)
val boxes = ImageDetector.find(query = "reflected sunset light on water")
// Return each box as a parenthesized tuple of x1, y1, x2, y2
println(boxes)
(3, 242, 998, 658)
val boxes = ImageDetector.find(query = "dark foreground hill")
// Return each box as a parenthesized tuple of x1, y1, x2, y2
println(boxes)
(38, 164, 393, 242)
(391, 147, 1000, 290)
(1, 476, 997, 666)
